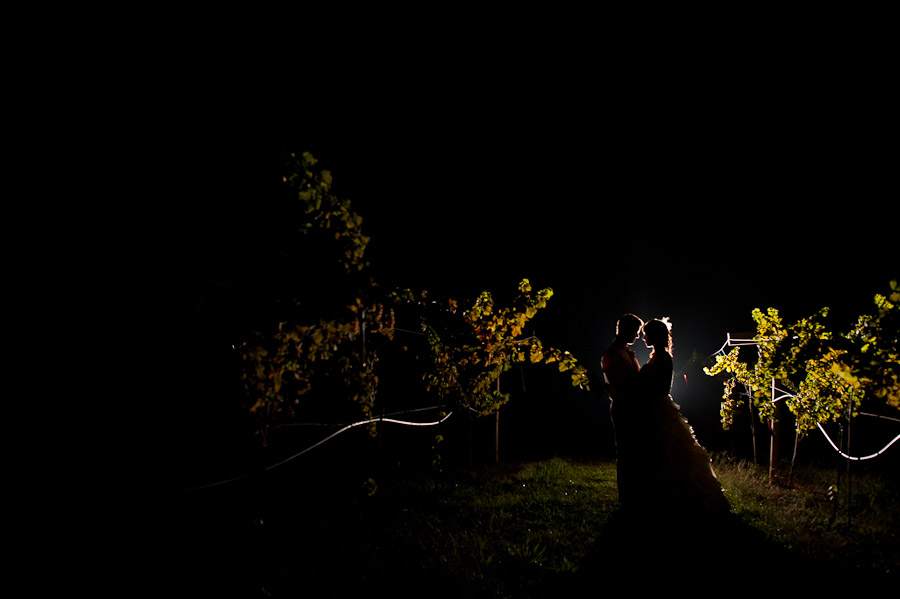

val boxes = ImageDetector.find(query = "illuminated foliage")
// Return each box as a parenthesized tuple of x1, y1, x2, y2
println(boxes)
(705, 280, 900, 436)
(239, 302, 396, 444)
(832, 280, 900, 409)
(237, 153, 393, 444)
(286, 151, 370, 272)
(395, 279, 589, 416)
(237, 152, 589, 446)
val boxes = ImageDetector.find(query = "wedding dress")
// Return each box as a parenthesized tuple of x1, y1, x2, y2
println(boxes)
(637, 352, 730, 515)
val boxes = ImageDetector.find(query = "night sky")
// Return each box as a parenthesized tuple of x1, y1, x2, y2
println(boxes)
(303, 134, 895, 377)
(136, 107, 894, 487)
(83, 44, 897, 598)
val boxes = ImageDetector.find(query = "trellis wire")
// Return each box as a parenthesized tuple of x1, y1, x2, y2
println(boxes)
(713, 336, 900, 462)
(264, 409, 452, 472)
(817, 422, 900, 461)
(175, 406, 452, 494)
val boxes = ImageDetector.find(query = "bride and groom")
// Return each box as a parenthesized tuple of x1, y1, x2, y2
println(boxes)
(602, 314, 729, 515)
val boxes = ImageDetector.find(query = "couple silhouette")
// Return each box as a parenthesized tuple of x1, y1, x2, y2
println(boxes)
(601, 314, 729, 516)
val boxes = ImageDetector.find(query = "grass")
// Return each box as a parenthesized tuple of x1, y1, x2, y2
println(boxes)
(160, 454, 899, 597)
(248, 458, 621, 597)
(711, 453, 899, 581)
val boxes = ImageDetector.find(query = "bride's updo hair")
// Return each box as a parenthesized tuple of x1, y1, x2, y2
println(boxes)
(644, 317, 673, 355)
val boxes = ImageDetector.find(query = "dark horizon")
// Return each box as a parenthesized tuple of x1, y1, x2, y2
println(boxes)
(287, 145, 894, 369)
(147, 145, 895, 484)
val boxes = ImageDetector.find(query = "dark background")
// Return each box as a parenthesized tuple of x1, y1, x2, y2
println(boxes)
(49, 33, 897, 596)
(299, 134, 895, 464)
(108, 71, 896, 498)
(139, 130, 895, 490)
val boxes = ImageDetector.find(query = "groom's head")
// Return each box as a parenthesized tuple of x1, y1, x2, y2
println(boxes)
(616, 313, 644, 343)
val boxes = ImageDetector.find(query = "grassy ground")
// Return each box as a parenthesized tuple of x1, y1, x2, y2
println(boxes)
(157, 454, 898, 597)
(711, 453, 899, 583)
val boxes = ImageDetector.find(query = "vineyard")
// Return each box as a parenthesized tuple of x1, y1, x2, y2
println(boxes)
(151, 151, 899, 596)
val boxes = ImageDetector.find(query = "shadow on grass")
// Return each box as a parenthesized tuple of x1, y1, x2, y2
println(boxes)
(567, 507, 893, 595)
(572, 509, 773, 590)
(145, 459, 897, 597)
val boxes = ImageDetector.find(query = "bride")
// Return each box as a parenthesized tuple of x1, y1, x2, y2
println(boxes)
(636, 318, 730, 515)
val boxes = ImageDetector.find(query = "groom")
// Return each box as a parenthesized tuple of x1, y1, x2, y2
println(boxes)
(601, 313, 643, 509)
